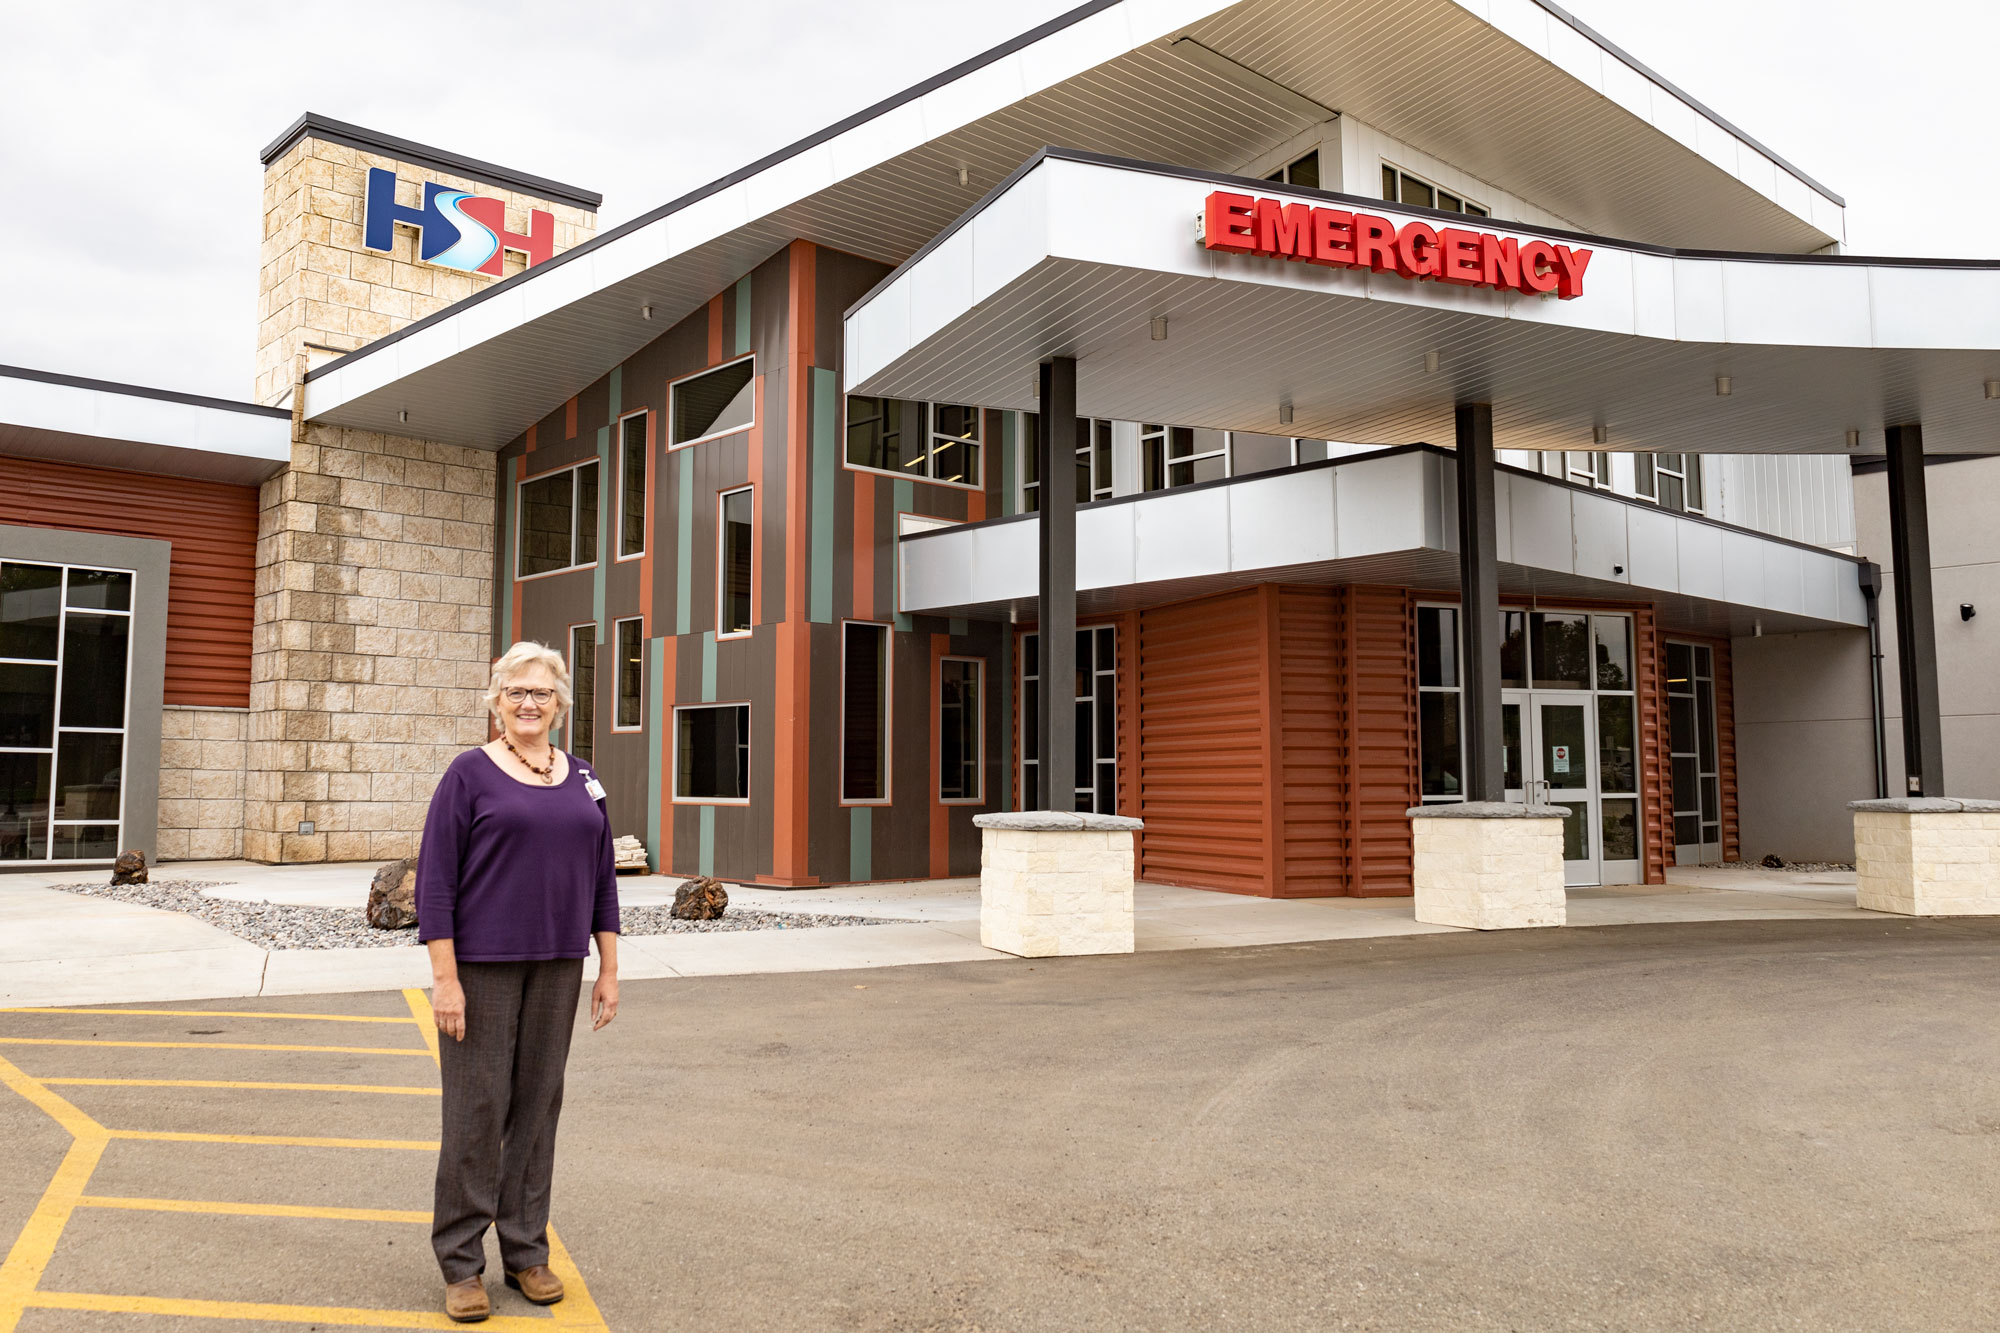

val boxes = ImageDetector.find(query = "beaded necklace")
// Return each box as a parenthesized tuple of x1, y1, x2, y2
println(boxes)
(502, 733, 557, 784)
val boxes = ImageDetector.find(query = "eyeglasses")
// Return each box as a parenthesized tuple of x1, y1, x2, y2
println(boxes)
(502, 688, 557, 705)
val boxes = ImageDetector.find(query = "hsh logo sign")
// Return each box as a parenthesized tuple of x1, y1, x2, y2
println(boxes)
(362, 167, 553, 274)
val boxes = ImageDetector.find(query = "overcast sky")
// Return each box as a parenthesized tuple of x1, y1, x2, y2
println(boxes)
(2, 0, 1992, 401)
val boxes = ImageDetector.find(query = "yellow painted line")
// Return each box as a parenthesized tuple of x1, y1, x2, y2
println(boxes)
(0, 1053, 103, 1139)
(544, 1225, 611, 1330)
(25, 1290, 554, 1328)
(404, 988, 442, 1066)
(1, 1006, 414, 1025)
(107, 1130, 439, 1151)
(0, 1137, 107, 1333)
(41, 1077, 439, 1096)
(0, 1037, 430, 1056)
(77, 1196, 431, 1225)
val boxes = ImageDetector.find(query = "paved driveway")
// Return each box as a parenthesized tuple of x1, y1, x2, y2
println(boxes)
(4, 918, 1998, 1330)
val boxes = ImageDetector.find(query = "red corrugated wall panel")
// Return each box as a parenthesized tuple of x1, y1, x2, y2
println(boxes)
(1276, 586, 1345, 897)
(1636, 604, 1671, 884)
(1344, 586, 1418, 896)
(0, 454, 258, 707)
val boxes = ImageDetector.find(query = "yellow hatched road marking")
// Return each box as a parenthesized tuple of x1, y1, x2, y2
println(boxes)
(0, 1036, 430, 1056)
(0, 1055, 109, 1333)
(404, 987, 443, 1065)
(25, 1290, 555, 1328)
(41, 1077, 439, 1096)
(78, 1196, 431, 1225)
(0, 1052, 104, 1139)
(107, 1130, 439, 1151)
(1, 1006, 415, 1025)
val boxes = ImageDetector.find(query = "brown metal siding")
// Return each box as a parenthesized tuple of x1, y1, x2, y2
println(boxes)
(1275, 587, 1345, 897)
(1715, 637, 1740, 863)
(1134, 589, 1272, 895)
(1636, 605, 1671, 884)
(1343, 586, 1418, 896)
(0, 453, 257, 708)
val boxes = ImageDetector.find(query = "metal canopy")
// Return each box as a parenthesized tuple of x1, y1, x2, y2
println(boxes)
(844, 153, 2000, 459)
(304, 0, 1841, 451)
(0, 366, 292, 486)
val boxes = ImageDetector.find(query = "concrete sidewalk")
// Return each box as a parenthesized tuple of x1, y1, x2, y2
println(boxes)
(0, 859, 1869, 1008)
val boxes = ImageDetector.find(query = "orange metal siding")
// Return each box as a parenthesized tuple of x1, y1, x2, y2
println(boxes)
(1636, 605, 1671, 884)
(1275, 587, 1345, 896)
(0, 454, 257, 707)
(1135, 589, 1272, 895)
(1715, 638, 1741, 862)
(1342, 587, 1418, 896)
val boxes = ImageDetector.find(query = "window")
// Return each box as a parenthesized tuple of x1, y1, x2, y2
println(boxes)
(1, 560, 133, 864)
(716, 487, 755, 637)
(1568, 451, 1613, 490)
(1636, 453, 1705, 514)
(567, 624, 596, 764)
(517, 460, 599, 578)
(1382, 163, 1488, 217)
(841, 622, 890, 803)
(670, 357, 755, 447)
(1417, 606, 1463, 799)
(613, 617, 644, 731)
(1020, 416, 1112, 511)
(939, 658, 983, 803)
(1019, 626, 1117, 814)
(617, 412, 647, 559)
(846, 397, 984, 487)
(1666, 641, 1722, 860)
(1142, 424, 1228, 489)
(1265, 148, 1320, 189)
(675, 704, 750, 802)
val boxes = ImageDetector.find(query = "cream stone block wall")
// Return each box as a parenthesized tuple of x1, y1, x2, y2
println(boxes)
(255, 136, 597, 405)
(975, 814, 1142, 958)
(1410, 804, 1568, 930)
(1852, 799, 2000, 916)
(242, 421, 495, 864)
(156, 706, 248, 862)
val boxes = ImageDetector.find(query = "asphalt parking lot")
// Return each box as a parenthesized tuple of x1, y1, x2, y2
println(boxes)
(5, 917, 2000, 1331)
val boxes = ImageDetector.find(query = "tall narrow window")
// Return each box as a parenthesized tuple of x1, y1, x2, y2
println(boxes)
(670, 357, 756, 447)
(1417, 606, 1463, 800)
(1141, 424, 1227, 490)
(568, 625, 596, 764)
(719, 487, 754, 636)
(1021, 416, 1111, 511)
(939, 658, 983, 802)
(617, 413, 647, 558)
(518, 460, 600, 577)
(613, 617, 644, 730)
(675, 704, 750, 801)
(841, 622, 890, 802)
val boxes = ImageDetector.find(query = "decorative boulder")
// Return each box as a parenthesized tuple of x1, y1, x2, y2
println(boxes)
(671, 876, 729, 921)
(1760, 853, 1786, 869)
(111, 851, 148, 886)
(367, 857, 419, 930)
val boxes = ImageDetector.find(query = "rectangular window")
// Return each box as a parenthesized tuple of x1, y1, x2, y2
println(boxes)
(930, 404, 982, 486)
(1417, 605, 1463, 799)
(1142, 424, 1228, 491)
(675, 704, 750, 802)
(670, 357, 755, 447)
(567, 624, 596, 764)
(1020, 416, 1112, 511)
(613, 617, 644, 731)
(847, 396, 985, 488)
(517, 460, 600, 578)
(1266, 149, 1319, 189)
(617, 412, 647, 559)
(1384, 163, 1487, 216)
(1566, 452, 1612, 489)
(718, 487, 754, 637)
(1646, 453, 1705, 514)
(939, 657, 983, 803)
(841, 622, 890, 802)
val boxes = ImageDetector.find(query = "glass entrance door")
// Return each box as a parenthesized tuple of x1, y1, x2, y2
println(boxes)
(1533, 697, 1596, 887)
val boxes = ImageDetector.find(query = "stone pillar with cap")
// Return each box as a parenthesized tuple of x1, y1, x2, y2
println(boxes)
(974, 812, 1143, 957)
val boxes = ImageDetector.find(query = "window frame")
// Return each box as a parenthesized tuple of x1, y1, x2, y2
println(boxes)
(937, 655, 986, 806)
(839, 620, 894, 806)
(514, 456, 601, 582)
(614, 410, 649, 563)
(716, 484, 755, 640)
(1639, 453, 1706, 515)
(1567, 451, 1614, 490)
(671, 702, 753, 805)
(1381, 161, 1489, 217)
(1141, 423, 1231, 491)
(1264, 146, 1322, 189)
(842, 396, 988, 492)
(610, 615, 645, 733)
(564, 622, 597, 763)
(667, 353, 757, 452)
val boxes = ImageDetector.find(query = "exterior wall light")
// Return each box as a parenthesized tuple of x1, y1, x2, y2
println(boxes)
(642, 304, 653, 321)
(1846, 429, 1861, 448)
(1150, 316, 1168, 341)
(1592, 424, 1608, 445)
(1963, 603, 1977, 621)
(398, 409, 409, 424)
(1985, 380, 2000, 400)
(1279, 400, 1294, 426)
(1424, 350, 1441, 374)
(1715, 376, 1733, 396)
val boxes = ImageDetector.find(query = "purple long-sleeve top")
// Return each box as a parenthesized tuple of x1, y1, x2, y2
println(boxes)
(415, 748, 621, 961)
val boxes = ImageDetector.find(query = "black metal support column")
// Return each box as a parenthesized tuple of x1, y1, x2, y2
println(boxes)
(1037, 357, 1078, 812)
(1455, 403, 1504, 802)
(1884, 423, 1946, 797)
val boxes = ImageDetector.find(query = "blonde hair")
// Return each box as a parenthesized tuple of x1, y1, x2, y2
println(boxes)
(485, 640, 573, 723)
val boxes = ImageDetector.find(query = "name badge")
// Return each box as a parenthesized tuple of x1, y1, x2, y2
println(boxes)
(583, 773, 607, 801)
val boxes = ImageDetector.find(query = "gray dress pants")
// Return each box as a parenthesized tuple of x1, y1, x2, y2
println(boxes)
(432, 957, 585, 1282)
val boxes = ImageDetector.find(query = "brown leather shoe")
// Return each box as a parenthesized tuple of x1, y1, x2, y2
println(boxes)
(444, 1276, 489, 1323)
(505, 1264, 565, 1305)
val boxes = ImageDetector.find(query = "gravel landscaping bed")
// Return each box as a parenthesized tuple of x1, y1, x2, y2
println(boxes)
(1709, 859, 1855, 873)
(48, 879, 912, 950)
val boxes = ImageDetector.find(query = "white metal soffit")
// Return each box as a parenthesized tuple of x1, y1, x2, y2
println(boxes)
(0, 367, 292, 486)
(303, 0, 1841, 451)
(844, 154, 2000, 458)
(896, 448, 1867, 636)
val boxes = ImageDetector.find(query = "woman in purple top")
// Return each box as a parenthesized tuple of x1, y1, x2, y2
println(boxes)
(415, 640, 620, 1323)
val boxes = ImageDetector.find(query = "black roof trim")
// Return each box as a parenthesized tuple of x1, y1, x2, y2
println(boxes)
(259, 113, 603, 210)
(0, 364, 292, 418)
(1527, 0, 1843, 208)
(1849, 453, 1991, 475)
(302, 0, 1125, 384)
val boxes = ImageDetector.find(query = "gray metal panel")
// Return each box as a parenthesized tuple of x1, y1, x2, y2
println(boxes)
(1135, 486, 1230, 583)
(1227, 467, 1337, 570)
(1335, 451, 1427, 555)
(1720, 530, 1768, 607)
(1509, 477, 1575, 572)
(1571, 491, 1631, 585)
(1678, 522, 1725, 601)
(1627, 505, 1679, 594)
(1077, 503, 1137, 590)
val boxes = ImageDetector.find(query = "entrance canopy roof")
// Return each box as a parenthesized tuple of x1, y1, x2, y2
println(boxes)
(844, 152, 2000, 458)
(303, 0, 1843, 449)
(0, 365, 292, 486)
